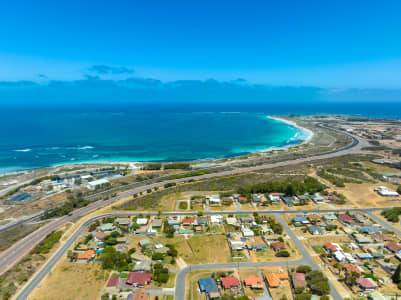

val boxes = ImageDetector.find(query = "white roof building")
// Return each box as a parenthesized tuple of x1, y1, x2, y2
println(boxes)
(226, 217, 238, 226)
(210, 215, 223, 223)
(87, 179, 110, 189)
(208, 195, 221, 205)
(334, 250, 345, 262)
(136, 218, 148, 225)
(242, 226, 254, 237)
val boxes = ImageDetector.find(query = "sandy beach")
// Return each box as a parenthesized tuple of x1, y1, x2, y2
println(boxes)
(267, 115, 314, 144)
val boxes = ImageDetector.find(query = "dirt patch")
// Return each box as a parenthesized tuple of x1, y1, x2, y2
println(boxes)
(28, 260, 110, 300)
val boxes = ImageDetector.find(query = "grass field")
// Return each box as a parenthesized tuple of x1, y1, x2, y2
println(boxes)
(28, 261, 110, 300)
(0, 223, 42, 252)
(187, 235, 231, 264)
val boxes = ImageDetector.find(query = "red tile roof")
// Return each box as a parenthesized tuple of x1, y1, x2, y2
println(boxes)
(106, 276, 119, 287)
(77, 249, 95, 260)
(324, 242, 339, 252)
(243, 275, 263, 287)
(133, 288, 148, 300)
(339, 213, 352, 223)
(342, 263, 362, 275)
(221, 276, 240, 289)
(271, 242, 286, 251)
(127, 272, 152, 285)
(356, 277, 377, 289)
(291, 272, 306, 288)
(386, 242, 401, 253)
(95, 232, 106, 240)
(182, 217, 195, 225)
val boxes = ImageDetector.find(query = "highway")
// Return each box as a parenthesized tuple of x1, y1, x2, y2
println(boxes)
(0, 124, 368, 277)
(13, 207, 395, 300)
(0, 125, 374, 298)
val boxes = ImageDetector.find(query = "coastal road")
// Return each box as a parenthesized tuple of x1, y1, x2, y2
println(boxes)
(13, 207, 394, 300)
(0, 125, 369, 277)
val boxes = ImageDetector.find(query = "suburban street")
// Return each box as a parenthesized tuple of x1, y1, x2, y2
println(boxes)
(13, 206, 396, 300)
(0, 127, 376, 299)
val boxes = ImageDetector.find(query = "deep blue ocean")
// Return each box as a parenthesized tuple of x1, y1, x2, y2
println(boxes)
(0, 101, 400, 173)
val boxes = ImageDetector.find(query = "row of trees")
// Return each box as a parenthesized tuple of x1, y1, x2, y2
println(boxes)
(42, 194, 90, 219)
(238, 177, 325, 197)
(381, 207, 401, 222)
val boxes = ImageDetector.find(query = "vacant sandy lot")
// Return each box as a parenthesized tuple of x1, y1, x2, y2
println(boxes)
(28, 260, 109, 300)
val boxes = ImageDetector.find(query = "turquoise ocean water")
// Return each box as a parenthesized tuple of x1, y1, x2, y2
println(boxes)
(0, 111, 307, 173)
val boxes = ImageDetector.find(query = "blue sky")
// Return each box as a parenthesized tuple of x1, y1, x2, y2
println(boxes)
(0, 1, 401, 105)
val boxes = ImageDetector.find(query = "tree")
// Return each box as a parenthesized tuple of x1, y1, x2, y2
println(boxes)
(392, 264, 401, 283)
(276, 250, 290, 257)
(296, 265, 312, 273)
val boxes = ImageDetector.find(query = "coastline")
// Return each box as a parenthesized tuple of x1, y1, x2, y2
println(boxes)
(267, 115, 314, 145)
(0, 115, 313, 176)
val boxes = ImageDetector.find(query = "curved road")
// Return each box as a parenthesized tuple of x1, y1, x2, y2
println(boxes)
(13, 206, 394, 300)
(1, 125, 371, 299)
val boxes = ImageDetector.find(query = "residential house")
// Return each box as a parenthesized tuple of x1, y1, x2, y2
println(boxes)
(222, 197, 233, 205)
(356, 278, 377, 291)
(105, 276, 119, 294)
(240, 217, 253, 224)
(197, 216, 209, 226)
(292, 215, 309, 226)
(208, 195, 221, 206)
(323, 214, 337, 222)
(99, 223, 115, 232)
(358, 227, 380, 235)
(324, 242, 342, 253)
(250, 244, 267, 251)
(182, 217, 195, 226)
(167, 218, 179, 226)
(152, 219, 163, 228)
(339, 214, 353, 224)
(238, 196, 249, 203)
(261, 224, 273, 234)
(221, 276, 240, 290)
(242, 227, 255, 237)
(312, 193, 325, 203)
(355, 236, 373, 244)
(282, 197, 294, 207)
(198, 277, 220, 299)
(291, 272, 307, 289)
(139, 238, 151, 248)
(270, 242, 286, 252)
(126, 272, 152, 287)
(132, 288, 148, 300)
(327, 194, 342, 203)
(342, 263, 363, 275)
(307, 214, 320, 224)
(357, 253, 373, 261)
(115, 217, 130, 227)
(95, 232, 106, 242)
(385, 242, 401, 254)
(265, 272, 288, 288)
(268, 193, 281, 205)
(133, 260, 152, 272)
(230, 240, 245, 251)
(136, 218, 148, 226)
(252, 194, 262, 203)
(308, 225, 324, 235)
(334, 251, 345, 262)
(298, 194, 310, 203)
(210, 215, 223, 224)
(226, 217, 238, 226)
(243, 275, 263, 289)
(77, 249, 95, 262)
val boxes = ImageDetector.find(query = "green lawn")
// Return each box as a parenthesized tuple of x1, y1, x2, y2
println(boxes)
(312, 245, 325, 254)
